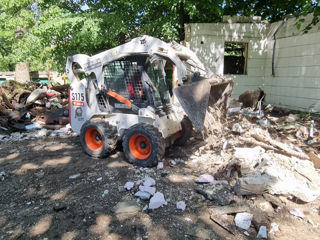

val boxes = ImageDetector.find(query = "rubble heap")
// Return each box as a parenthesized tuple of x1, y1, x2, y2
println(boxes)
(0, 80, 72, 141)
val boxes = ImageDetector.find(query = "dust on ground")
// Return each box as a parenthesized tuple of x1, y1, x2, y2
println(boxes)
(1, 132, 320, 240)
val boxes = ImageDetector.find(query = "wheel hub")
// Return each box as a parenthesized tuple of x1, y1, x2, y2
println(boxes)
(95, 135, 101, 142)
(85, 128, 103, 151)
(139, 141, 147, 149)
(129, 134, 151, 160)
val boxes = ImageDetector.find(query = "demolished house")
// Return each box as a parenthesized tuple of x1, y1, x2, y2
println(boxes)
(0, 28, 320, 239)
(185, 14, 320, 113)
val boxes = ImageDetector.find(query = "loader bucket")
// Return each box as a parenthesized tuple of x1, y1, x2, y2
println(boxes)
(174, 79, 234, 132)
(173, 79, 211, 132)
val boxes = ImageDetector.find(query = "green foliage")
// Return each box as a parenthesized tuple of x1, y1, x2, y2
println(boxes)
(296, 0, 320, 33)
(0, 0, 319, 73)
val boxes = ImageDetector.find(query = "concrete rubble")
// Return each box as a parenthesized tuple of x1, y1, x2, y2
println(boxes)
(135, 191, 151, 200)
(256, 226, 267, 239)
(289, 208, 305, 219)
(195, 174, 215, 184)
(139, 185, 156, 195)
(176, 201, 186, 211)
(190, 91, 320, 238)
(124, 181, 134, 190)
(1, 81, 320, 238)
(234, 212, 253, 230)
(148, 192, 167, 210)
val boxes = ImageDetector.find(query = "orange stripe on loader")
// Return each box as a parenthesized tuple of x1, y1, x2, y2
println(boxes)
(107, 90, 132, 107)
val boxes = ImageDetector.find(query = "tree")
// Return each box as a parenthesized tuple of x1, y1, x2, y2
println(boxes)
(0, 0, 318, 73)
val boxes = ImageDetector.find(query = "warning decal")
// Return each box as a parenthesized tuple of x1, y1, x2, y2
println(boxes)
(72, 101, 84, 107)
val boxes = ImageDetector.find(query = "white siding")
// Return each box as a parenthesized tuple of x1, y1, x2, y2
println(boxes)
(186, 14, 320, 112)
(263, 20, 320, 112)
(187, 22, 268, 99)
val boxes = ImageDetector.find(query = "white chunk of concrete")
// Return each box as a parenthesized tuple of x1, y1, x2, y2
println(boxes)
(143, 177, 155, 187)
(157, 162, 164, 169)
(234, 212, 253, 230)
(176, 201, 186, 211)
(289, 208, 305, 219)
(195, 174, 214, 184)
(124, 181, 134, 190)
(257, 226, 267, 239)
(139, 185, 156, 195)
(148, 192, 167, 210)
(135, 191, 151, 200)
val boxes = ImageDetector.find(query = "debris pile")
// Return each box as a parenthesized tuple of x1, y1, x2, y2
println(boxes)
(188, 91, 320, 238)
(0, 80, 72, 141)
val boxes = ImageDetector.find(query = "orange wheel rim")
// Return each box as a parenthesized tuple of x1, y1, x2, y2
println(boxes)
(129, 134, 151, 160)
(85, 128, 103, 151)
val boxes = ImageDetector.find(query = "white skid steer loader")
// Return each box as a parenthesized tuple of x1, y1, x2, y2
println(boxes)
(66, 35, 230, 167)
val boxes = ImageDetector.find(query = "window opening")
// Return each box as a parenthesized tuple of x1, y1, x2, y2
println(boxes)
(223, 42, 248, 75)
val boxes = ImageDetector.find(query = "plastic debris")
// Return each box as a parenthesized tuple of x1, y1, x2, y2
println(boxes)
(234, 212, 253, 230)
(124, 181, 134, 190)
(96, 177, 102, 182)
(176, 201, 186, 211)
(148, 192, 167, 210)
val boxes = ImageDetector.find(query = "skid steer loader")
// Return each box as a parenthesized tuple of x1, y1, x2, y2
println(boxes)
(66, 35, 231, 167)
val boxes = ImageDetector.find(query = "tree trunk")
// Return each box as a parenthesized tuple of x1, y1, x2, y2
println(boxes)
(178, 1, 190, 42)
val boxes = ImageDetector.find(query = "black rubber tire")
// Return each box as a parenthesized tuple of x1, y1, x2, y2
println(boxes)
(80, 119, 117, 158)
(122, 123, 165, 167)
(174, 116, 193, 146)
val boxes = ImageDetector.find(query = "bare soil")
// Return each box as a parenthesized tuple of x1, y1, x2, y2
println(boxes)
(1, 136, 320, 240)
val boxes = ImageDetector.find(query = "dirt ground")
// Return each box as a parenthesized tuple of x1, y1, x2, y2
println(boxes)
(1, 135, 320, 240)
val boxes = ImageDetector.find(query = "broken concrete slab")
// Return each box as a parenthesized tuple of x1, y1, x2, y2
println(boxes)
(196, 184, 235, 206)
(228, 146, 320, 202)
(209, 204, 250, 216)
(210, 214, 236, 235)
(234, 212, 253, 230)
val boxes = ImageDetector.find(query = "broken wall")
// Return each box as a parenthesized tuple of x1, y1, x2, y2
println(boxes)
(185, 14, 320, 112)
(264, 14, 320, 112)
(185, 20, 269, 98)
